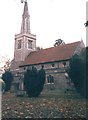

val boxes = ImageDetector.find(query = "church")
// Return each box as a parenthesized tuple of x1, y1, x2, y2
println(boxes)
(11, 1, 85, 90)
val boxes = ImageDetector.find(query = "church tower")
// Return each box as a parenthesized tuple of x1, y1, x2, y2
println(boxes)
(14, 1, 36, 62)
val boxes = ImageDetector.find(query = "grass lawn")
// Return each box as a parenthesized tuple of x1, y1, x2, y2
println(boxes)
(1, 89, 87, 119)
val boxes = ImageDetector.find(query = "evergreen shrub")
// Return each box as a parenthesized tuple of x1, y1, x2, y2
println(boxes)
(2, 70, 13, 92)
(68, 47, 87, 98)
(24, 66, 46, 97)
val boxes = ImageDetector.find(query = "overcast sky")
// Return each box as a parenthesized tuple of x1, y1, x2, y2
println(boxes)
(0, 0, 87, 60)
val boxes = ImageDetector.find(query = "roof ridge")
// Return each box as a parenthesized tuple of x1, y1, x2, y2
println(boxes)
(30, 41, 80, 54)
(41, 41, 80, 50)
(21, 41, 81, 67)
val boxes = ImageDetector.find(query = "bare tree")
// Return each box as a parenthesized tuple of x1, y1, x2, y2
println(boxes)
(0, 55, 11, 71)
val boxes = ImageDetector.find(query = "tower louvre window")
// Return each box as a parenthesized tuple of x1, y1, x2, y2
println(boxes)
(17, 40, 22, 49)
(28, 40, 32, 49)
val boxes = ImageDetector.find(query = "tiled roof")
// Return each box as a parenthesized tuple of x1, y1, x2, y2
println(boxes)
(20, 41, 80, 67)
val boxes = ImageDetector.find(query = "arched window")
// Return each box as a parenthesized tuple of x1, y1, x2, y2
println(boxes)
(52, 64, 54, 67)
(63, 62, 66, 67)
(47, 75, 54, 84)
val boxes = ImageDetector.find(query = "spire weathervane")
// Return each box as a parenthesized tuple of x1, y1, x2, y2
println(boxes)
(21, 0, 27, 3)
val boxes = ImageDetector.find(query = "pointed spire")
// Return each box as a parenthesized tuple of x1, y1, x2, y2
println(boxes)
(21, 1, 31, 33)
(23, 0, 29, 17)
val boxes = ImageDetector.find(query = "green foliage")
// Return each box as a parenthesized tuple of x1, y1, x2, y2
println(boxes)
(2, 70, 13, 92)
(68, 47, 87, 98)
(24, 66, 46, 97)
(54, 39, 65, 47)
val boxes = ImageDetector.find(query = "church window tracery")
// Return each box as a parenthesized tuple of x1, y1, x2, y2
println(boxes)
(47, 75, 54, 84)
